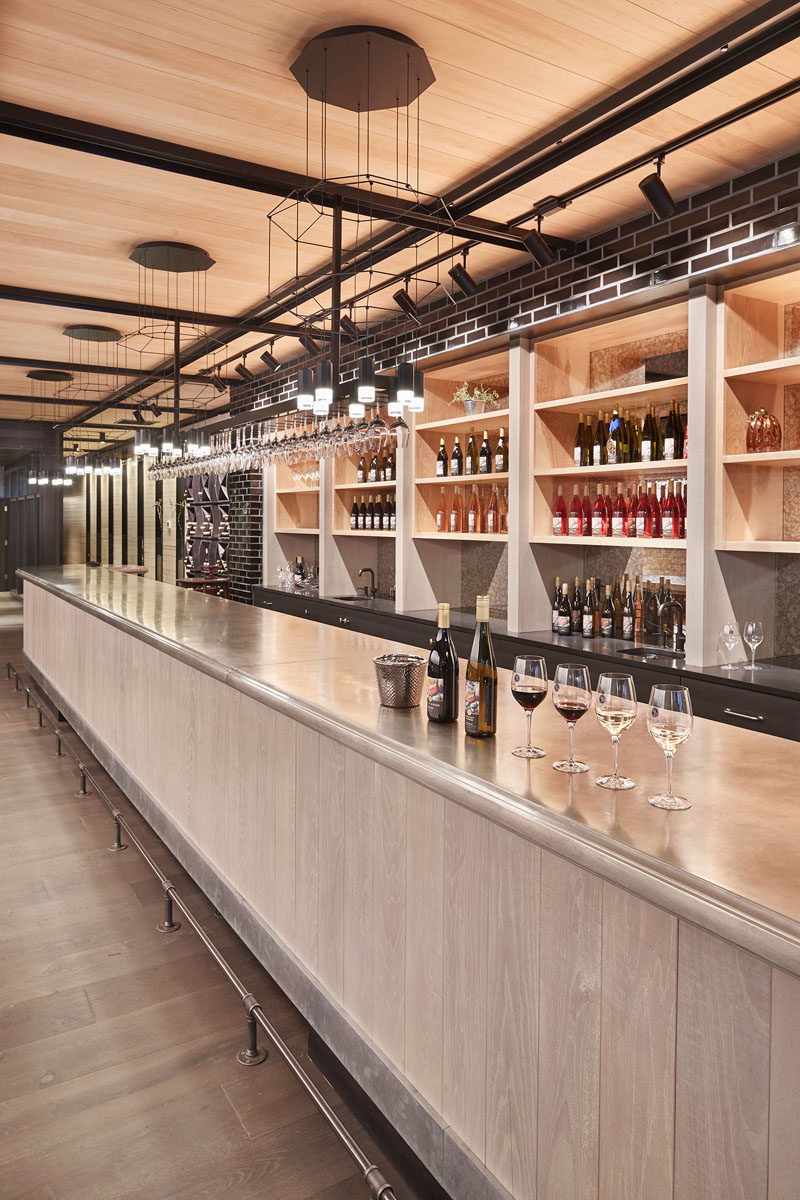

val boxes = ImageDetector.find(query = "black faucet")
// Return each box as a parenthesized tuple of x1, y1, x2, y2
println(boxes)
(358, 567, 377, 598)
(657, 597, 685, 654)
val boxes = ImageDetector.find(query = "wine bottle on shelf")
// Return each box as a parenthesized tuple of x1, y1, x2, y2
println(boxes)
(449, 487, 463, 533)
(582, 485, 592, 536)
(494, 428, 508, 473)
(593, 415, 607, 466)
(649, 482, 662, 538)
(389, 498, 396, 531)
(604, 483, 614, 536)
(612, 576, 623, 637)
(575, 414, 587, 467)
(629, 411, 641, 462)
(591, 486, 606, 537)
(552, 575, 562, 634)
(465, 595, 497, 739)
(557, 583, 572, 636)
(570, 577, 583, 634)
(600, 585, 614, 637)
(467, 485, 481, 533)
(552, 484, 568, 536)
(384, 446, 395, 481)
(582, 579, 595, 639)
(479, 486, 488, 532)
(357, 454, 366, 484)
(682, 420, 688, 459)
(652, 405, 664, 461)
(500, 488, 509, 533)
(368, 453, 379, 483)
(661, 480, 679, 539)
(606, 409, 621, 466)
(451, 436, 464, 476)
(350, 498, 359, 530)
(436, 437, 448, 477)
(374, 495, 384, 531)
(358, 496, 367, 530)
(569, 484, 583, 536)
(635, 484, 651, 538)
(427, 602, 459, 725)
(634, 576, 644, 640)
(611, 483, 627, 537)
(592, 578, 602, 636)
(677, 479, 687, 538)
(487, 486, 500, 533)
(365, 495, 375, 531)
(626, 486, 637, 537)
(465, 428, 477, 476)
(622, 582, 635, 641)
(436, 487, 447, 533)
(479, 430, 492, 474)
(663, 404, 678, 461)
(640, 410, 653, 463)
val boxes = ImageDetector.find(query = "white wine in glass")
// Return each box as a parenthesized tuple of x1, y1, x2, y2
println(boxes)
(647, 685, 693, 810)
(595, 673, 637, 790)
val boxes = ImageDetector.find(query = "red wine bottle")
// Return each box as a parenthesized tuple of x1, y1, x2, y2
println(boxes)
(427, 603, 459, 724)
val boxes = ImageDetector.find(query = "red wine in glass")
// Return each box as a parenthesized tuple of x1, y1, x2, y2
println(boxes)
(553, 698, 590, 722)
(512, 655, 548, 759)
(551, 663, 591, 773)
(512, 683, 548, 711)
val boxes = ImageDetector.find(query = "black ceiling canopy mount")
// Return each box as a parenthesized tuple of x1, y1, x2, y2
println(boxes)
(291, 26, 435, 111)
(26, 368, 73, 382)
(63, 323, 122, 342)
(129, 241, 215, 273)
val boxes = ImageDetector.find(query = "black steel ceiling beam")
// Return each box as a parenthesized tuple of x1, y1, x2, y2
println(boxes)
(0, 393, 198, 413)
(447, 1, 800, 218)
(0, 353, 227, 383)
(0, 283, 325, 338)
(0, 103, 527, 251)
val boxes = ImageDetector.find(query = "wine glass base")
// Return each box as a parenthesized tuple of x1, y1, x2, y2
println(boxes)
(720, 663, 737, 671)
(596, 774, 635, 790)
(648, 793, 691, 810)
(552, 759, 589, 774)
(746, 663, 763, 671)
(512, 746, 546, 759)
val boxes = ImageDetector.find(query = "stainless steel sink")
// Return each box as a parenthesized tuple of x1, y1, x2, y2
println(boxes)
(332, 594, 368, 602)
(617, 647, 684, 662)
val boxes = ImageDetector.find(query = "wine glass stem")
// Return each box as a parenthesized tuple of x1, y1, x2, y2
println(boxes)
(750, 645, 756, 669)
(526, 710, 533, 750)
(665, 750, 674, 798)
(568, 722, 575, 764)
(612, 736, 619, 779)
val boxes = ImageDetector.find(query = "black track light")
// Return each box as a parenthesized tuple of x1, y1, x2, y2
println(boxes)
(259, 349, 280, 371)
(448, 261, 478, 297)
(210, 375, 227, 393)
(393, 287, 421, 325)
(298, 332, 322, 356)
(521, 224, 556, 268)
(146, 402, 163, 418)
(339, 314, 361, 342)
(639, 158, 677, 221)
(235, 362, 255, 382)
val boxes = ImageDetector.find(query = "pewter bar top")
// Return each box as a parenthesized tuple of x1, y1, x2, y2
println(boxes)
(21, 566, 800, 950)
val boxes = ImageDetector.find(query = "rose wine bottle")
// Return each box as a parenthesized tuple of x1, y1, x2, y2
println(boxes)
(611, 483, 627, 537)
(604, 483, 614, 536)
(677, 479, 687, 538)
(500, 488, 509, 533)
(467, 484, 481, 533)
(487, 486, 500, 533)
(591, 486, 606, 537)
(449, 486, 463, 533)
(661, 479, 679, 539)
(568, 484, 583, 536)
(649, 483, 662, 538)
(582, 485, 592, 536)
(635, 484, 651, 538)
(552, 484, 568, 536)
(436, 487, 447, 533)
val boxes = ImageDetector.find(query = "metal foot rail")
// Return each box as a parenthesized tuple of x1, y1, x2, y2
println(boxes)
(5, 661, 398, 1200)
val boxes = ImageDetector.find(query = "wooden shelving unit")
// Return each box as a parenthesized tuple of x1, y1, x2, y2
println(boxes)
(718, 268, 800, 552)
(274, 459, 320, 535)
(332, 450, 397, 537)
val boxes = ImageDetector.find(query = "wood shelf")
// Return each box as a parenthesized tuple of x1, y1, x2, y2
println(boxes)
(534, 535, 687, 548)
(722, 450, 800, 465)
(333, 481, 396, 491)
(416, 472, 509, 486)
(275, 486, 320, 495)
(415, 407, 510, 432)
(534, 461, 687, 478)
(534, 377, 688, 415)
(333, 530, 396, 539)
(723, 355, 800, 386)
(275, 527, 319, 535)
(717, 540, 800, 554)
(414, 532, 508, 542)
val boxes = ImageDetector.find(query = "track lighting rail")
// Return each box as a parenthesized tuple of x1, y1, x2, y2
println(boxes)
(4, 660, 399, 1200)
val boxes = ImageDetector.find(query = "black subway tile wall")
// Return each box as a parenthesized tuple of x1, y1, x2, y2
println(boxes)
(227, 155, 800, 602)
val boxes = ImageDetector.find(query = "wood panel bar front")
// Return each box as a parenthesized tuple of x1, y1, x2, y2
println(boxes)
(19, 568, 800, 1200)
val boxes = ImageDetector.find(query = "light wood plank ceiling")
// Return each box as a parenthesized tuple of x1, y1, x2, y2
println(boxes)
(1, 0, 799, 441)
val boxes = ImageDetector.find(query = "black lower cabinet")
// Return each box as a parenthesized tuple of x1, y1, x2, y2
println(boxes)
(682, 677, 798, 742)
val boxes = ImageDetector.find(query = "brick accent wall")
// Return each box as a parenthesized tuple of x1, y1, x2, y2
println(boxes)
(227, 152, 800, 601)
(227, 470, 263, 604)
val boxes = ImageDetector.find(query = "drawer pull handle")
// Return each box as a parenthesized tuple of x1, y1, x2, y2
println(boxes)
(723, 707, 764, 722)
(340, 617, 350, 626)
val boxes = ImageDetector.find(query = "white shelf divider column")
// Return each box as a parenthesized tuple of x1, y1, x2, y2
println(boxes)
(508, 337, 535, 635)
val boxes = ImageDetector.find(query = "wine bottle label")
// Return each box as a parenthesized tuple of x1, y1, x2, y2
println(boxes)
(552, 516, 562, 535)
(436, 461, 444, 476)
(357, 471, 365, 483)
(662, 521, 672, 539)
(612, 516, 624, 537)
(450, 512, 458, 532)
(568, 515, 580, 536)
(487, 512, 497, 532)
(358, 515, 365, 529)
(427, 678, 445, 717)
(582, 613, 593, 636)
(466, 457, 474, 474)
(664, 437, 675, 460)
(592, 514, 604, 536)
(350, 514, 357, 529)
(451, 459, 459, 474)
(552, 608, 559, 630)
(479, 460, 489, 474)
(365, 515, 372, 530)
(468, 511, 477, 532)
(601, 616, 613, 636)
(557, 614, 570, 634)
(607, 441, 617, 465)
(635, 515, 646, 537)
(641, 439, 652, 462)
(464, 678, 493, 735)
(495, 454, 504, 472)
(436, 512, 445, 532)
(390, 513, 396, 530)
(369, 468, 377, 482)
(574, 447, 582, 466)
(593, 446, 601, 465)
(622, 615, 633, 639)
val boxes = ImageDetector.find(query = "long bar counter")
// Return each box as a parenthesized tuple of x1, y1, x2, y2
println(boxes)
(19, 566, 800, 1200)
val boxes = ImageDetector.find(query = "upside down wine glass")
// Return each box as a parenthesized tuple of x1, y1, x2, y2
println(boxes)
(594, 672, 637, 790)
(647, 685, 693, 810)
(511, 655, 548, 759)
(552, 663, 591, 773)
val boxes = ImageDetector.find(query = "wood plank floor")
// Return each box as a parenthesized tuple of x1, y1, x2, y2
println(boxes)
(0, 625, 420, 1200)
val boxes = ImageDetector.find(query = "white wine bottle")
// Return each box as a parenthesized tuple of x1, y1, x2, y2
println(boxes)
(465, 595, 497, 738)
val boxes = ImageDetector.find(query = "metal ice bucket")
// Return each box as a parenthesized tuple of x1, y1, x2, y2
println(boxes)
(373, 653, 426, 708)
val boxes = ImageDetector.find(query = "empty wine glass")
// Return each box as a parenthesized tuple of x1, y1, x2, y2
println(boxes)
(647, 685, 693, 810)
(719, 619, 740, 671)
(511, 655, 548, 759)
(594, 673, 637, 790)
(551, 663, 591, 773)
(743, 619, 763, 670)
